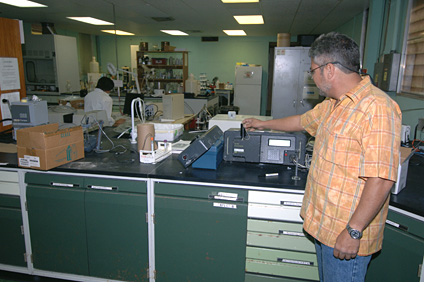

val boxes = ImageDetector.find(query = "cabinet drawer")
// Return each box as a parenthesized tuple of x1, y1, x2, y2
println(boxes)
(0, 171, 19, 196)
(247, 246, 317, 268)
(246, 247, 319, 281)
(0, 171, 18, 182)
(248, 191, 303, 222)
(0, 182, 19, 196)
(247, 231, 315, 253)
(386, 209, 424, 239)
(25, 172, 84, 188)
(245, 273, 301, 282)
(248, 203, 302, 222)
(0, 194, 21, 209)
(248, 219, 305, 236)
(85, 177, 147, 194)
(249, 191, 303, 205)
(155, 182, 248, 202)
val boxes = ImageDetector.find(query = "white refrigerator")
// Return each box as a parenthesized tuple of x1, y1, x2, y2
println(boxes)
(234, 65, 263, 115)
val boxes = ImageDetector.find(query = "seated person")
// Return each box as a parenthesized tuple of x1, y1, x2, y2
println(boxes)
(84, 77, 115, 126)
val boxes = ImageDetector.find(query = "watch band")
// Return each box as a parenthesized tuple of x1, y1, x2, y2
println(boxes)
(346, 223, 363, 239)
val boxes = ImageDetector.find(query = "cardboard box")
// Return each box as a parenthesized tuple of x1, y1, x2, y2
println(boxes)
(59, 98, 85, 109)
(164, 45, 176, 52)
(391, 147, 415, 194)
(16, 124, 84, 170)
(152, 58, 167, 65)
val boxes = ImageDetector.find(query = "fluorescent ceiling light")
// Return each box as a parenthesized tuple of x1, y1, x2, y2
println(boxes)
(222, 0, 259, 2)
(223, 30, 246, 36)
(101, 30, 135, 36)
(161, 30, 188, 36)
(0, 0, 46, 7)
(234, 15, 264, 24)
(67, 17, 114, 25)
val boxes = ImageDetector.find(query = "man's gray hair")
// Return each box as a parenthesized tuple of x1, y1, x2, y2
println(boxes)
(309, 32, 360, 74)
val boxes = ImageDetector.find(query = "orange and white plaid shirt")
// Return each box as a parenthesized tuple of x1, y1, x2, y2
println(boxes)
(300, 76, 402, 256)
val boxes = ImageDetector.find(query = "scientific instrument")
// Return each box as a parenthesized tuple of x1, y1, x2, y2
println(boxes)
(223, 125, 307, 165)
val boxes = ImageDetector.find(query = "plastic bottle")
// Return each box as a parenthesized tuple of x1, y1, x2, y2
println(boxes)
(185, 73, 198, 94)
(89, 56, 99, 73)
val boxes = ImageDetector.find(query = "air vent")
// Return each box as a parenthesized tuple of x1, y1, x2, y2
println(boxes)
(151, 17, 175, 22)
(202, 37, 219, 42)
(186, 30, 202, 33)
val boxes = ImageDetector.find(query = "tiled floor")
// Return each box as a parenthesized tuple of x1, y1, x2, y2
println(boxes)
(0, 271, 69, 282)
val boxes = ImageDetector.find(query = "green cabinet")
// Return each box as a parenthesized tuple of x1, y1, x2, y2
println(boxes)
(0, 194, 26, 267)
(366, 209, 424, 282)
(26, 172, 148, 281)
(0, 170, 26, 267)
(154, 182, 248, 282)
(85, 178, 149, 281)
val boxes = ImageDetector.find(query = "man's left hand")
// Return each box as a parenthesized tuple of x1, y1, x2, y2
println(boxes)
(333, 229, 360, 260)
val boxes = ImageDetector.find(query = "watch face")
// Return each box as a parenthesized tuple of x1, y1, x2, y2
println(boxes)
(350, 229, 361, 239)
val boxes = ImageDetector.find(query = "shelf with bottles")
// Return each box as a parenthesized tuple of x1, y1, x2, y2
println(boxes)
(137, 51, 188, 92)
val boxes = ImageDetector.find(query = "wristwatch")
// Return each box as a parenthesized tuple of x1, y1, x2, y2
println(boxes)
(346, 224, 363, 239)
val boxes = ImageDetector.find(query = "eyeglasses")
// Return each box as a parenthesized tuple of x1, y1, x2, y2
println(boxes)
(308, 62, 334, 76)
(308, 61, 358, 76)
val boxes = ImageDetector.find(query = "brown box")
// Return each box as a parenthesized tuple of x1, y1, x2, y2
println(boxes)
(16, 124, 84, 170)
(59, 98, 84, 109)
(152, 58, 167, 65)
(164, 45, 176, 52)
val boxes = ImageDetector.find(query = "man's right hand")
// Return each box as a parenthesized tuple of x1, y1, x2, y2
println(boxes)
(242, 118, 263, 131)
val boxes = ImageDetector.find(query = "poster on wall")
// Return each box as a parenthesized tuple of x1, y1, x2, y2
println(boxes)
(0, 57, 21, 91)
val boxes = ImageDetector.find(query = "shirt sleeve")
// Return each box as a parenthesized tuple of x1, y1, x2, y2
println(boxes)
(360, 99, 402, 181)
(300, 99, 330, 137)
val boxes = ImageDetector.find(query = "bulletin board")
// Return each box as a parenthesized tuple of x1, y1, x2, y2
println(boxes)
(0, 17, 26, 133)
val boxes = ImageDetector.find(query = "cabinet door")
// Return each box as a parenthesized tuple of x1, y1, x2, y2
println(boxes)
(26, 175, 88, 275)
(366, 225, 424, 282)
(85, 185, 148, 281)
(0, 195, 26, 267)
(155, 191, 248, 282)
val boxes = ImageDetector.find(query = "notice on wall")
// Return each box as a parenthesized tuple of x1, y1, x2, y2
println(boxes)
(0, 92, 20, 126)
(0, 57, 21, 91)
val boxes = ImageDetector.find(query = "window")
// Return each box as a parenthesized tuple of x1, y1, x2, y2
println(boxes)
(400, 0, 424, 96)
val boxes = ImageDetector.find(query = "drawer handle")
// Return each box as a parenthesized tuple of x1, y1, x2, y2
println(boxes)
(209, 192, 243, 202)
(280, 201, 302, 207)
(279, 230, 305, 237)
(50, 182, 80, 188)
(87, 185, 117, 191)
(386, 219, 408, 231)
(278, 258, 314, 266)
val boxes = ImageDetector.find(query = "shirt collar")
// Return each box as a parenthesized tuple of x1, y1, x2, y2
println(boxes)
(334, 75, 371, 105)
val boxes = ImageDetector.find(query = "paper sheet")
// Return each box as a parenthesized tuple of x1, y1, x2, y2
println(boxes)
(1, 92, 20, 126)
(0, 57, 21, 91)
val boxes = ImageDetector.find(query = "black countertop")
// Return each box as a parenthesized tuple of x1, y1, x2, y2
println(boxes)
(389, 155, 424, 217)
(1, 132, 423, 218)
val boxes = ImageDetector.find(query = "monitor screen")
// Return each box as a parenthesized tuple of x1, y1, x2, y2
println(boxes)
(123, 93, 144, 116)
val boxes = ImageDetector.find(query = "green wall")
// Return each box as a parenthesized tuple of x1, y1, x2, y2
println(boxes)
(364, 0, 424, 134)
(21, 0, 424, 128)
(97, 35, 275, 114)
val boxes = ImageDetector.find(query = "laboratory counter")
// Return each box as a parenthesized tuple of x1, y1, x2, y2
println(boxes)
(0, 132, 424, 282)
(0, 134, 423, 215)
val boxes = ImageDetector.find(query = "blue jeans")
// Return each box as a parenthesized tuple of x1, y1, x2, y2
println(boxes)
(315, 240, 371, 282)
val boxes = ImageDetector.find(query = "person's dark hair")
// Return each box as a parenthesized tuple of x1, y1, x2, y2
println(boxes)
(96, 77, 115, 91)
(309, 32, 360, 74)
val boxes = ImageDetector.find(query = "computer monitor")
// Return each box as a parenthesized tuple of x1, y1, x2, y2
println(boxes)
(123, 93, 144, 116)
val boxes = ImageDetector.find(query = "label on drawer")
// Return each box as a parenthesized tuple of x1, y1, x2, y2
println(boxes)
(278, 258, 314, 266)
(213, 202, 237, 209)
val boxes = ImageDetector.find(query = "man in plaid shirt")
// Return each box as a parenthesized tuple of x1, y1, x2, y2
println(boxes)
(243, 32, 401, 282)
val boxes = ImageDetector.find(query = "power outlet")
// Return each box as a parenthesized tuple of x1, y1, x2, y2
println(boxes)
(418, 118, 424, 132)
